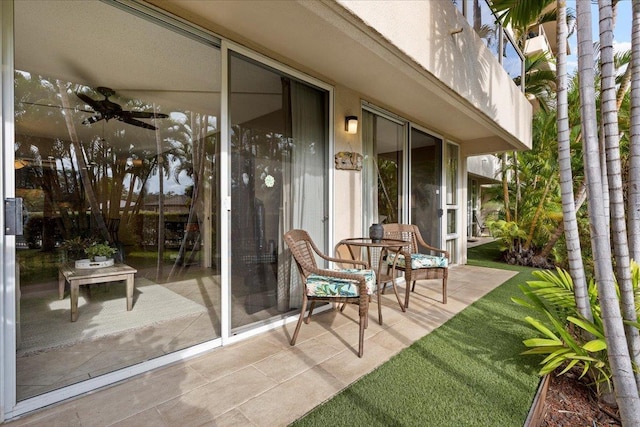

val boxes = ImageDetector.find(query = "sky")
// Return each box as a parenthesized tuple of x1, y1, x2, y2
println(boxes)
(566, 0, 633, 74)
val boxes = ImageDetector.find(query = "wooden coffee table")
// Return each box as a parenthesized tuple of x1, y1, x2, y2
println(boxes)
(58, 263, 137, 322)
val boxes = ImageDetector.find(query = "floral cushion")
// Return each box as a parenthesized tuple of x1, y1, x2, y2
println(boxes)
(387, 252, 448, 269)
(306, 269, 376, 297)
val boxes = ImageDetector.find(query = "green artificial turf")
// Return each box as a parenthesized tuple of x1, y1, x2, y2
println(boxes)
(291, 241, 543, 426)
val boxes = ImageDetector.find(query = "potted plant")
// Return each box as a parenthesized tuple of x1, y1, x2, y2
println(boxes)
(61, 236, 91, 261)
(84, 241, 118, 262)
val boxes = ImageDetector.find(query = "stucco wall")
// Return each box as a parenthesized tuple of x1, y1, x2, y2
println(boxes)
(333, 86, 363, 243)
(338, 0, 531, 150)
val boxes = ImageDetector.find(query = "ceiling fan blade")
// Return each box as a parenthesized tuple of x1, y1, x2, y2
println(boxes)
(18, 101, 94, 113)
(128, 111, 169, 119)
(82, 115, 104, 126)
(75, 92, 102, 109)
(118, 116, 157, 130)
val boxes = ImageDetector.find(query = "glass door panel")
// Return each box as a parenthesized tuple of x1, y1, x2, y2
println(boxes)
(229, 53, 328, 331)
(362, 110, 405, 228)
(410, 128, 442, 246)
(14, 0, 221, 401)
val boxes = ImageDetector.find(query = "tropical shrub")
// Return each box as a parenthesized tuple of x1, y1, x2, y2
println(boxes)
(487, 220, 526, 253)
(513, 267, 620, 395)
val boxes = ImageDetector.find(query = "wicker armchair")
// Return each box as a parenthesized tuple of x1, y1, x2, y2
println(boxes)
(382, 223, 449, 307)
(283, 229, 376, 357)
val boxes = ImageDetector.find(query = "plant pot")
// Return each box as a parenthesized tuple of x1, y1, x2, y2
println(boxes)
(94, 256, 108, 262)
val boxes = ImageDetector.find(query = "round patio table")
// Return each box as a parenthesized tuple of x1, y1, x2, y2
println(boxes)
(335, 237, 410, 325)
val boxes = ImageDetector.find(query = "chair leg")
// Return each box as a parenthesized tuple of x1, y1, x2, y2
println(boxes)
(404, 281, 416, 309)
(442, 269, 448, 304)
(305, 301, 316, 324)
(377, 288, 383, 325)
(358, 313, 366, 357)
(390, 278, 406, 312)
(291, 296, 308, 346)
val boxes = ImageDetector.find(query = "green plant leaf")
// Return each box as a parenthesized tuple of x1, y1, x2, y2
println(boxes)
(522, 346, 565, 355)
(558, 359, 580, 375)
(568, 317, 606, 340)
(524, 316, 560, 340)
(581, 339, 607, 352)
(523, 338, 562, 347)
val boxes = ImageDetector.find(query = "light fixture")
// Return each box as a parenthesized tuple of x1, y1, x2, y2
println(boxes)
(345, 116, 358, 134)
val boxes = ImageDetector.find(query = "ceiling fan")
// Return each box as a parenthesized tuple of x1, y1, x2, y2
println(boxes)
(76, 86, 168, 130)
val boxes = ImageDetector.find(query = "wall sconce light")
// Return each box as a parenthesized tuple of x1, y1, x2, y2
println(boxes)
(345, 116, 358, 134)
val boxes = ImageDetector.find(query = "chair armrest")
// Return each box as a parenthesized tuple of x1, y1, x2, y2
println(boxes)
(414, 233, 449, 260)
(322, 244, 369, 269)
(322, 253, 369, 269)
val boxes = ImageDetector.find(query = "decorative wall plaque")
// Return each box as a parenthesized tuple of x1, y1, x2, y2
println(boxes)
(335, 151, 363, 171)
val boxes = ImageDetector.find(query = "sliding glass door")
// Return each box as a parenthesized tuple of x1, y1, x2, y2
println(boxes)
(6, 0, 331, 412)
(362, 109, 444, 249)
(13, 0, 221, 401)
(228, 52, 329, 332)
(362, 109, 406, 228)
(410, 127, 442, 247)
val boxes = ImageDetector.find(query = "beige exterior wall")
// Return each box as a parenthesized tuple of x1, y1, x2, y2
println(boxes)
(338, 0, 531, 153)
(333, 86, 364, 243)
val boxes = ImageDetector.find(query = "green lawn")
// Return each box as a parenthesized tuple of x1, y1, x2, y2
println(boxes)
(291, 241, 544, 426)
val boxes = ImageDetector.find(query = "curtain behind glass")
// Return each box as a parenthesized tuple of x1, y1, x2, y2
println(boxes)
(277, 80, 326, 310)
(362, 110, 378, 230)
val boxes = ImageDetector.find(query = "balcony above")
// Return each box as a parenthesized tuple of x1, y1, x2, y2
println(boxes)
(524, 26, 556, 72)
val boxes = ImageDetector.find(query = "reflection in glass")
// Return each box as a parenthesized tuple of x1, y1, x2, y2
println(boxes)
(229, 53, 328, 331)
(466, 0, 500, 59)
(362, 110, 404, 227)
(446, 143, 459, 205)
(447, 209, 457, 234)
(14, 0, 221, 401)
(410, 128, 442, 247)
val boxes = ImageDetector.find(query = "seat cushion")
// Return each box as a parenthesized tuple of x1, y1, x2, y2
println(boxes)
(387, 252, 448, 269)
(306, 269, 376, 297)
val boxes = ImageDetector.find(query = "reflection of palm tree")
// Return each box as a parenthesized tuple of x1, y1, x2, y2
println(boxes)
(376, 158, 398, 223)
(168, 112, 215, 279)
(57, 80, 111, 242)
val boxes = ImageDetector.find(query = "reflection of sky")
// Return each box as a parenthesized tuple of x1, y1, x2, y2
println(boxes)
(53, 142, 194, 196)
(123, 162, 193, 196)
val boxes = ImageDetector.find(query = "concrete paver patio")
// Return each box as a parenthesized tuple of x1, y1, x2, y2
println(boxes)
(6, 264, 516, 427)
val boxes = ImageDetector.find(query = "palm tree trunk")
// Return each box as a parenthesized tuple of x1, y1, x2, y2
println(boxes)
(628, 0, 640, 262)
(501, 152, 511, 222)
(599, 0, 640, 389)
(617, 57, 632, 111)
(513, 151, 520, 223)
(523, 176, 552, 251)
(578, 1, 640, 420)
(155, 106, 165, 282)
(539, 181, 587, 259)
(57, 81, 110, 242)
(556, 1, 592, 321)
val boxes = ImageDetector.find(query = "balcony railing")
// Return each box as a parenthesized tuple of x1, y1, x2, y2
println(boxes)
(452, 0, 524, 90)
